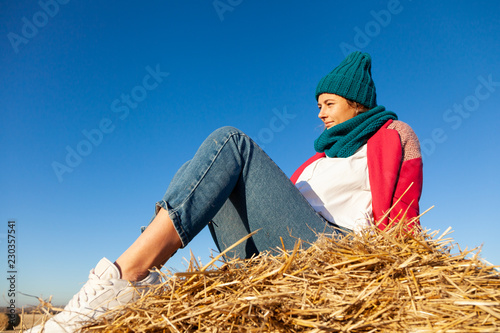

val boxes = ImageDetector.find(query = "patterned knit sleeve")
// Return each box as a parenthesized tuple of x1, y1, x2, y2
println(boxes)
(387, 121, 422, 161)
(387, 120, 423, 231)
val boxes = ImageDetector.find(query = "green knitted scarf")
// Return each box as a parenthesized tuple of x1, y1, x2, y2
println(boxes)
(314, 105, 398, 158)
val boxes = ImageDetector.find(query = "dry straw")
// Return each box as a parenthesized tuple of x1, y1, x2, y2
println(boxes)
(74, 219, 499, 332)
(27, 218, 500, 332)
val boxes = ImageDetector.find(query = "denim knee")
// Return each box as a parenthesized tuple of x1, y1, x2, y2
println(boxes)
(209, 126, 246, 141)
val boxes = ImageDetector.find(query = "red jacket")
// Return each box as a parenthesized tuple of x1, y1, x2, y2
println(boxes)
(290, 120, 423, 232)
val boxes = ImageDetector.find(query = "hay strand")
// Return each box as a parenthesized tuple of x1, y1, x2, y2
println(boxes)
(30, 221, 500, 332)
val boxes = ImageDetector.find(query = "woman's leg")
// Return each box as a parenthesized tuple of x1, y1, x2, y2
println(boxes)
(115, 207, 181, 281)
(27, 127, 338, 333)
(150, 126, 337, 261)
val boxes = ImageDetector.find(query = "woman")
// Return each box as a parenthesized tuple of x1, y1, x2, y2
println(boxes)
(29, 51, 423, 332)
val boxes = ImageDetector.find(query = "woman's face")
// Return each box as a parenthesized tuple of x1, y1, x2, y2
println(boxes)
(317, 93, 358, 129)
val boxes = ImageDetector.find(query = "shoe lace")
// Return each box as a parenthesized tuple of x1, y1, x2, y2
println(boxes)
(65, 269, 115, 310)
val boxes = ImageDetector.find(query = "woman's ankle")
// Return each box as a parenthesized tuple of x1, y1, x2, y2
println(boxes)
(114, 260, 150, 282)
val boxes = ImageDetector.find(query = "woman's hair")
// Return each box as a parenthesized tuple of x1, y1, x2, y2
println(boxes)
(346, 99, 369, 114)
(319, 98, 370, 130)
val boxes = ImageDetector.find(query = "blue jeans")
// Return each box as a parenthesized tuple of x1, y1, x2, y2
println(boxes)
(154, 126, 344, 259)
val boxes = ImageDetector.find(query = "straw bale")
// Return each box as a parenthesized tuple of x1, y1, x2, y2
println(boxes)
(29, 223, 500, 332)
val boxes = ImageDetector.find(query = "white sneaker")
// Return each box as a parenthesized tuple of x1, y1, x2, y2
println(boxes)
(27, 257, 161, 333)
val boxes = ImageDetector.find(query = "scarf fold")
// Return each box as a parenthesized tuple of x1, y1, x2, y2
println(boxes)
(314, 105, 398, 158)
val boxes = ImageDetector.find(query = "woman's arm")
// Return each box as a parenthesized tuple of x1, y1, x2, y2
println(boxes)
(388, 120, 423, 231)
(368, 120, 423, 232)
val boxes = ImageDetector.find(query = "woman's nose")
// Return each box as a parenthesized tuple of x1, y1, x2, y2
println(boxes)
(318, 107, 325, 119)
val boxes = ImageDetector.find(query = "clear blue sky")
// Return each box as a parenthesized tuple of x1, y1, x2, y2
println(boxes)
(1, 1, 499, 307)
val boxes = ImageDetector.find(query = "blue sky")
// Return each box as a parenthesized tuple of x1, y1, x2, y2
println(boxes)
(1, 1, 499, 307)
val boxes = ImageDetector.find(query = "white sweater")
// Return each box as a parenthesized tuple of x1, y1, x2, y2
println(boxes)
(295, 145, 373, 231)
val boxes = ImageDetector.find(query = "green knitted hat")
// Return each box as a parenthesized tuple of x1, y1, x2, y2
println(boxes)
(315, 51, 377, 109)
